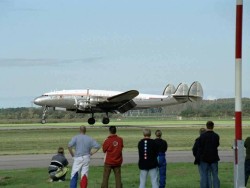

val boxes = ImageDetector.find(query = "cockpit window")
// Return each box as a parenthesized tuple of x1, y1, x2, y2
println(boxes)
(42, 95, 48, 96)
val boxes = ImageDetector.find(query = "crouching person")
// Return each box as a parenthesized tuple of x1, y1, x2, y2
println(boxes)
(48, 147, 69, 182)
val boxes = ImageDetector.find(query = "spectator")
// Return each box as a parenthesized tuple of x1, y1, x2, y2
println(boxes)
(101, 126, 123, 188)
(192, 128, 212, 187)
(48, 147, 69, 182)
(244, 136, 250, 186)
(154, 130, 168, 188)
(68, 125, 100, 188)
(199, 121, 220, 188)
(138, 128, 158, 188)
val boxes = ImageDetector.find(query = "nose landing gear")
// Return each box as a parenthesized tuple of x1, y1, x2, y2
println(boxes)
(41, 106, 48, 124)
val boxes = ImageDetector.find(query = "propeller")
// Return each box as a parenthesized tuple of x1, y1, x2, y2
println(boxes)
(74, 96, 78, 108)
(86, 88, 90, 104)
(74, 89, 91, 110)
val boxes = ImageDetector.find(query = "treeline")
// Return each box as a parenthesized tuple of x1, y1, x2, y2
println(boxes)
(1, 98, 250, 123)
(179, 98, 250, 118)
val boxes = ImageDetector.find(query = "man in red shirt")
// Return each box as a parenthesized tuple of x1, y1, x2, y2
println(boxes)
(101, 126, 123, 188)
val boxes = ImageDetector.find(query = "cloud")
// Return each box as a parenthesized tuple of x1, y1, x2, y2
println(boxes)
(0, 57, 103, 67)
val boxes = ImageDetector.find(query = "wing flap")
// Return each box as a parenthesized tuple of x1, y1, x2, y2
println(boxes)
(116, 100, 137, 113)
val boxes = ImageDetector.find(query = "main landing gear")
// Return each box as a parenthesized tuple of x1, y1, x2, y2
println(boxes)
(87, 112, 110, 125)
(39, 107, 111, 125)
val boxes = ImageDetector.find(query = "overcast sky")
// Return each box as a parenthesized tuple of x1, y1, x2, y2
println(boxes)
(0, 0, 250, 108)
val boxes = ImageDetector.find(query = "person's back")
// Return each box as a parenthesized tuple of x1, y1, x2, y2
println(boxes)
(48, 147, 69, 182)
(192, 128, 206, 164)
(244, 137, 250, 186)
(101, 126, 123, 188)
(154, 130, 168, 188)
(138, 138, 158, 170)
(70, 134, 98, 157)
(198, 121, 220, 188)
(245, 137, 250, 160)
(51, 153, 68, 165)
(103, 134, 123, 166)
(154, 138, 168, 154)
(68, 125, 100, 188)
(138, 128, 158, 188)
(199, 130, 220, 163)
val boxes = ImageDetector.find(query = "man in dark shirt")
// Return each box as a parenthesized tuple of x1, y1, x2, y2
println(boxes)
(192, 128, 212, 187)
(244, 136, 250, 186)
(138, 128, 158, 188)
(155, 130, 168, 188)
(48, 147, 69, 182)
(199, 121, 220, 188)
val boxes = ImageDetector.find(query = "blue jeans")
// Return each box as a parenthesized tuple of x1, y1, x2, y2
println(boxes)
(139, 168, 158, 188)
(158, 154, 167, 188)
(198, 164, 212, 188)
(200, 161, 220, 188)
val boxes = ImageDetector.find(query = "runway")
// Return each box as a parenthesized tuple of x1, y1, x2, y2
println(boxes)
(0, 150, 234, 170)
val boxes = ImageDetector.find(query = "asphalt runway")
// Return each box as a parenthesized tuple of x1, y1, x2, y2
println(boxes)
(0, 150, 234, 170)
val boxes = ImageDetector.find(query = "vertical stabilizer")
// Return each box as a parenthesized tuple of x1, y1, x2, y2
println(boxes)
(162, 84, 176, 96)
(188, 81, 203, 102)
(171, 81, 203, 103)
(174, 83, 188, 95)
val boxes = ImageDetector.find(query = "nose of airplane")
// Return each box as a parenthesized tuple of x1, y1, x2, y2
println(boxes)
(34, 96, 44, 106)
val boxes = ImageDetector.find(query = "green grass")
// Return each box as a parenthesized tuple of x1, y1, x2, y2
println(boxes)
(0, 120, 248, 187)
(1, 122, 250, 155)
(0, 163, 235, 188)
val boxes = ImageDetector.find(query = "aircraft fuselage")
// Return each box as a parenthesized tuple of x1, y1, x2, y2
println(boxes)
(33, 81, 203, 124)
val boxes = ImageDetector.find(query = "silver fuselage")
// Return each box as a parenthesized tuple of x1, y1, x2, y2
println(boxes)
(34, 89, 180, 111)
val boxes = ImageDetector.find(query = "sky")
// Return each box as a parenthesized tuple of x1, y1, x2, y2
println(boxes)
(0, 0, 250, 108)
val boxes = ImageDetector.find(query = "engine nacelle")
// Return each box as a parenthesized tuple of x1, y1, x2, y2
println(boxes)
(77, 101, 90, 110)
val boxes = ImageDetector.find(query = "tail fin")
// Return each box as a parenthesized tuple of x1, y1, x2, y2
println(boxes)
(187, 81, 203, 102)
(162, 84, 176, 95)
(163, 81, 203, 103)
(172, 83, 189, 103)
(174, 83, 189, 95)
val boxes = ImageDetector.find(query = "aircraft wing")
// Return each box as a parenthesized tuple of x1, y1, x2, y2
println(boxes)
(97, 90, 139, 113)
(107, 90, 139, 102)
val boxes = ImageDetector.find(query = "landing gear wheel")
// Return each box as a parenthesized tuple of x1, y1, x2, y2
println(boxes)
(41, 119, 46, 124)
(88, 117, 95, 125)
(102, 117, 110, 125)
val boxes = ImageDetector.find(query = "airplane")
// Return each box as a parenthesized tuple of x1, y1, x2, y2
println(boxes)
(33, 81, 203, 125)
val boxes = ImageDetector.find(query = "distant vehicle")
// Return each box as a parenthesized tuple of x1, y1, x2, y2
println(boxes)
(34, 81, 203, 125)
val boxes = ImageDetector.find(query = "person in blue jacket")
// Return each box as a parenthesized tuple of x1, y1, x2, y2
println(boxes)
(154, 130, 168, 188)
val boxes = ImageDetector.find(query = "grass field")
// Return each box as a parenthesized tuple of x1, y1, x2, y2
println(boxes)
(0, 120, 250, 155)
(0, 119, 249, 187)
(0, 163, 235, 188)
